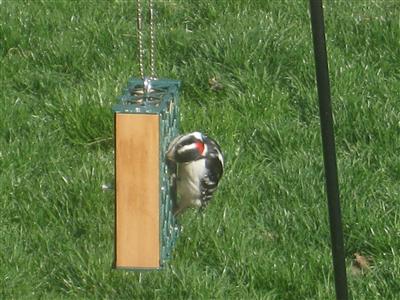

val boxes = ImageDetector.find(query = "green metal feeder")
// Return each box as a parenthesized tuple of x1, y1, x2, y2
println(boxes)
(113, 78, 181, 270)
(113, 0, 182, 269)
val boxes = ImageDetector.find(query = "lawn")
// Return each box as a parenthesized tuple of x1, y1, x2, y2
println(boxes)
(1, 0, 399, 299)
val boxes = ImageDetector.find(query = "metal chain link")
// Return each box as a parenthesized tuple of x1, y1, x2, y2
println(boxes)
(136, 0, 145, 79)
(136, 0, 156, 80)
(149, 0, 156, 79)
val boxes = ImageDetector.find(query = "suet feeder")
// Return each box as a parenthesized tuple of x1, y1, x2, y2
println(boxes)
(113, 0, 181, 270)
(113, 78, 180, 270)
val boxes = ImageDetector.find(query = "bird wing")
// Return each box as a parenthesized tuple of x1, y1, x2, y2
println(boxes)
(200, 152, 223, 206)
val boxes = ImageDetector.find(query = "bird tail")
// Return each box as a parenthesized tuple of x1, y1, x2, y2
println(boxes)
(173, 202, 183, 217)
(173, 200, 191, 217)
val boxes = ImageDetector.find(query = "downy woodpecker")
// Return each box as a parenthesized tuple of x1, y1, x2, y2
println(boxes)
(166, 132, 224, 216)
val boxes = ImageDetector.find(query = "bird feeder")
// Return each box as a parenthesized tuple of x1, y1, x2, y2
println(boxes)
(113, 78, 180, 270)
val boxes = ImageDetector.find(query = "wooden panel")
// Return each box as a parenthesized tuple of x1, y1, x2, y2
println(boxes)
(115, 113, 160, 269)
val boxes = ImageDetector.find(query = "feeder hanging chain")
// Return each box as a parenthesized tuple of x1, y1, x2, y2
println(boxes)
(136, 0, 156, 80)
(136, 0, 144, 79)
(149, 0, 156, 80)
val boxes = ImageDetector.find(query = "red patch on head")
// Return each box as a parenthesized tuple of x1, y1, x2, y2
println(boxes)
(195, 141, 205, 155)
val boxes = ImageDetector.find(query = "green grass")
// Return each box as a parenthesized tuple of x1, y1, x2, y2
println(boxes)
(1, 0, 399, 298)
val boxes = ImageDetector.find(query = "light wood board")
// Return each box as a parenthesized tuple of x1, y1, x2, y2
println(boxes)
(114, 113, 160, 269)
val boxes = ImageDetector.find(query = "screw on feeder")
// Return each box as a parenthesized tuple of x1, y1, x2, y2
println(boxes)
(144, 77, 152, 93)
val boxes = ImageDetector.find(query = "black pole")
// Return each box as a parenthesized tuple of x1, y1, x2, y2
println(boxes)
(309, 1, 348, 299)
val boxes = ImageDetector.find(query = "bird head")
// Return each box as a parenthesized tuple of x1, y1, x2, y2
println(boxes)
(167, 132, 207, 163)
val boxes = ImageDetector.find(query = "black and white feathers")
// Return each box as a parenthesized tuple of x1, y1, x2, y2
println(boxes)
(166, 132, 224, 216)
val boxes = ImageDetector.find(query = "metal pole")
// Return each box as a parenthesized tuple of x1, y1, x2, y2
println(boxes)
(308, 1, 348, 299)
